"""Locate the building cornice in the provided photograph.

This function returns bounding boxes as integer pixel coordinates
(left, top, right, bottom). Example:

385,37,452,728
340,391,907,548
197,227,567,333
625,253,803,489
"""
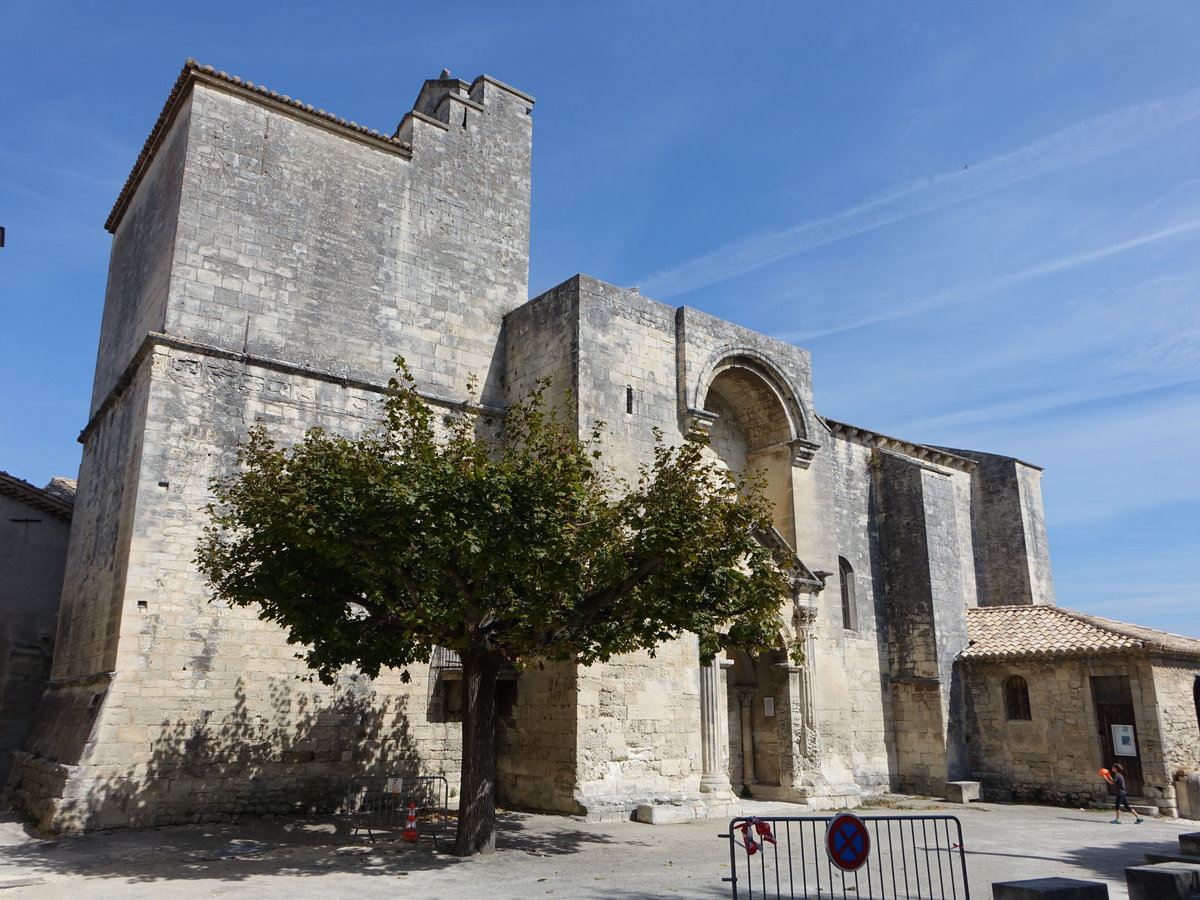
822,418,975,473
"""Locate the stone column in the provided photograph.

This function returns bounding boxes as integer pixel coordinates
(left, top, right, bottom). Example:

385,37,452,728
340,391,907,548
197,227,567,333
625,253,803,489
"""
794,602,819,759
737,688,757,790
699,658,731,793
773,663,803,789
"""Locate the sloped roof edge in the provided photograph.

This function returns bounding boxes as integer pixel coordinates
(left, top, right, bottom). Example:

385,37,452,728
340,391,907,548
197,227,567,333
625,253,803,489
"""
962,604,1200,662
0,471,75,521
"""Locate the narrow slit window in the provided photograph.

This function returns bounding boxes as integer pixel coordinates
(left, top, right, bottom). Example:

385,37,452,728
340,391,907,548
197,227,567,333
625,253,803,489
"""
839,556,856,631
626,385,634,415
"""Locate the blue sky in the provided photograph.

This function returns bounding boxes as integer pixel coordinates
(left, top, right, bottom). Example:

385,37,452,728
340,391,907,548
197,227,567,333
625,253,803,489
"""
2,2,1197,637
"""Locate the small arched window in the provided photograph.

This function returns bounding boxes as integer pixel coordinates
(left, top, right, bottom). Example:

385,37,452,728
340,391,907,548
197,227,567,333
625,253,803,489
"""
839,557,856,631
1004,675,1032,721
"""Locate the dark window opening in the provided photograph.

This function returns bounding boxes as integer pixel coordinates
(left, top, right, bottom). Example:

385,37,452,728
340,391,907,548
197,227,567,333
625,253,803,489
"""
1193,675,1200,734
838,557,856,631
497,680,518,718
444,679,463,715
1004,675,1032,720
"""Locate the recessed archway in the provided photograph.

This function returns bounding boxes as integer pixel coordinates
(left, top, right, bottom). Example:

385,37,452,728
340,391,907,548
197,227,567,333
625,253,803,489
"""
702,359,798,545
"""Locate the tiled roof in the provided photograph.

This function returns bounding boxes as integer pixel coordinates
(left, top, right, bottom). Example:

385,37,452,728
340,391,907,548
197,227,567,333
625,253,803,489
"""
0,471,75,521
962,605,1200,661
106,59,414,234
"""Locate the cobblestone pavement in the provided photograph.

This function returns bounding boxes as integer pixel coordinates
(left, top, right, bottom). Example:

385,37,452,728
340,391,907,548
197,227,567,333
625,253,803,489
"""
0,797,1194,898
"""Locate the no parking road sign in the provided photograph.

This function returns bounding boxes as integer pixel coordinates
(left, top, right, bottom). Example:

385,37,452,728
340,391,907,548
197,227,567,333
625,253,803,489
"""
825,812,871,872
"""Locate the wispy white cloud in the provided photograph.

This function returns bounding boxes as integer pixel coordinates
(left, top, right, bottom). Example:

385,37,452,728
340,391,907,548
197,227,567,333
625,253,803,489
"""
775,218,1200,344
925,391,1200,527
639,85,1200,300
1073,579,1200,640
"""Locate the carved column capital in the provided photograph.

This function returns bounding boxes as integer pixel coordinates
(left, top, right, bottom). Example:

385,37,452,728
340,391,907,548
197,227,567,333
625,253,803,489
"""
684,408,719,442
789,438,821,469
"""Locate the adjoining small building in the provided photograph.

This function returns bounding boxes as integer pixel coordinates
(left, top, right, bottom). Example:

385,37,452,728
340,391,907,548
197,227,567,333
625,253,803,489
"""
0,472,75,784
961,605,1200,816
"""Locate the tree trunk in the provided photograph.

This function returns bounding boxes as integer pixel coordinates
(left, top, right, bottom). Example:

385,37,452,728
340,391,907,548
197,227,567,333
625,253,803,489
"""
454,649,501,856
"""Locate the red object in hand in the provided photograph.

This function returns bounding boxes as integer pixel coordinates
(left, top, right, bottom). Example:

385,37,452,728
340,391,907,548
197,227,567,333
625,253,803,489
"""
1099,768,1113,783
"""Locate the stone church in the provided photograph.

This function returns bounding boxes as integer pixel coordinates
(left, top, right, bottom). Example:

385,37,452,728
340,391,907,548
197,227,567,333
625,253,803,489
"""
10,61,1200,831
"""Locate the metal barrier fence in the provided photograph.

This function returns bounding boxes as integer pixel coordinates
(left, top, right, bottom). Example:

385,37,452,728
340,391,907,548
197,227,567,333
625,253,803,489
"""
722,814,970,899
344,774,452,848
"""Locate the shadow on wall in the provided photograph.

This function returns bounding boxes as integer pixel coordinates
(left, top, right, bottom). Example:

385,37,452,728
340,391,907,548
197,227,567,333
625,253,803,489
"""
12,675,427,832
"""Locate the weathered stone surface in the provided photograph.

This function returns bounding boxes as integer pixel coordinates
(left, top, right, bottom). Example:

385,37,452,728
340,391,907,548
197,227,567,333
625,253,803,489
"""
945,781,980,803
0,474,72,786
992,877,1109,898
635,801,695,825
1124,862,1200,899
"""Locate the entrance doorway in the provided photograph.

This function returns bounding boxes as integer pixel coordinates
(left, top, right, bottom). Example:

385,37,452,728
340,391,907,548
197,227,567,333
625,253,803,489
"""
1091,675,1143,796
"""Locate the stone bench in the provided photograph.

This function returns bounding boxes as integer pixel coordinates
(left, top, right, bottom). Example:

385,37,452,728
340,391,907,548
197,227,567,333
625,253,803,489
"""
945,780,980,803
1181,832,1200,857
1124,861,1200,899
992,876,1109,898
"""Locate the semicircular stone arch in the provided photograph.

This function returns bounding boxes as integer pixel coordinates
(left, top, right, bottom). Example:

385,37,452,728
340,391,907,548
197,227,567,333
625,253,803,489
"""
699,353,809,547
691,349,808,443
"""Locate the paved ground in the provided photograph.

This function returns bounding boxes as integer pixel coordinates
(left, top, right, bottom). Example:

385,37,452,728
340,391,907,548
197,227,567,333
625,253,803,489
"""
0,796,1194,898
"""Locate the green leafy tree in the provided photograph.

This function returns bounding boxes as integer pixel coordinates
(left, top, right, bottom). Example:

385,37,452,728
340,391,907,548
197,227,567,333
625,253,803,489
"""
197,361,793,856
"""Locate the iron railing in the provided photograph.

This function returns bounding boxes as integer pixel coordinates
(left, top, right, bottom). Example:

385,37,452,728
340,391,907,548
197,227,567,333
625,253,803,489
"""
722,814,970,899
344,774,452,848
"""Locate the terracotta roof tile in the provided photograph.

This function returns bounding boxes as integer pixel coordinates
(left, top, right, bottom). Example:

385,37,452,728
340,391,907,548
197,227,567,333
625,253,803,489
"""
963,605,1200,661
0,471,75,520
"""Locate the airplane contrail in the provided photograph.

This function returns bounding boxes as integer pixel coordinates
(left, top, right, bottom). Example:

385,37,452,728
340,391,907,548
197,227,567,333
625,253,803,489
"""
639,85,1200,300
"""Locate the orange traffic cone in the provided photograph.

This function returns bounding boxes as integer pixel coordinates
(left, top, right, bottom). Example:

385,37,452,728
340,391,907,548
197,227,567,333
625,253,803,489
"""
402,801,419,842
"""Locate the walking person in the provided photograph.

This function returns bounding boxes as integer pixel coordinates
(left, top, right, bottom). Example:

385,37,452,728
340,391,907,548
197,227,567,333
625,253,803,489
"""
1109,763,1143,824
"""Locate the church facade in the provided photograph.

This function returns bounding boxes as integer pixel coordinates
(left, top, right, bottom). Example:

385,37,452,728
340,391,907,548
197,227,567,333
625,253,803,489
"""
10,62,1198,831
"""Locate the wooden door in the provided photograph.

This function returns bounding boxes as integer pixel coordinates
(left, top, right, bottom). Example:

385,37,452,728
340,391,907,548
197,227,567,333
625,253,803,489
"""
1095,700,1143,796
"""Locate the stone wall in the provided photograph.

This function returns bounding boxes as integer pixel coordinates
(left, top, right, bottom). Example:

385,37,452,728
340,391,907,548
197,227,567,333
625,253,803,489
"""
495,663,579,814
877,452,975,794
90,96,188,413
0,479,72,784
13,347,465,831
1149,660,1200,795
948,450,1055,607
811,432,892,794
164,74,531,409
573,640,702,819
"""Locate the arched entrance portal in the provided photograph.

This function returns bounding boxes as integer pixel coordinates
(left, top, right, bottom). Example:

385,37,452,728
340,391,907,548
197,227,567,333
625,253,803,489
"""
694,357,822,801
727,647,787,794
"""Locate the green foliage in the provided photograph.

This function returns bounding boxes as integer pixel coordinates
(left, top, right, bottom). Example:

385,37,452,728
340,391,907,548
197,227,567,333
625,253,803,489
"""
197,359,793,682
